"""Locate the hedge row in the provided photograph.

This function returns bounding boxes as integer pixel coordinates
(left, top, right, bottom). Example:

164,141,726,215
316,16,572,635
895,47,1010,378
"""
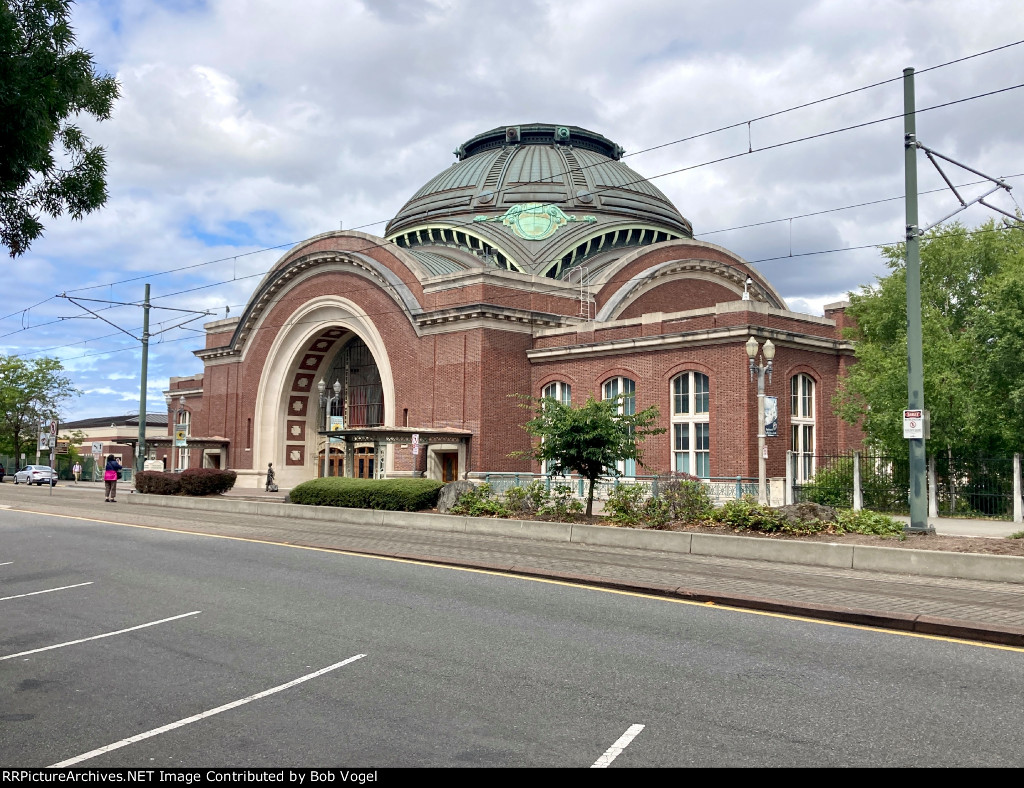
135,468,238,496
289,477,443,511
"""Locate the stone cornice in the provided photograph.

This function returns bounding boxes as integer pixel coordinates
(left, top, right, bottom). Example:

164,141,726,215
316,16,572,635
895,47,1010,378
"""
527,325,855,362
417,304,579,335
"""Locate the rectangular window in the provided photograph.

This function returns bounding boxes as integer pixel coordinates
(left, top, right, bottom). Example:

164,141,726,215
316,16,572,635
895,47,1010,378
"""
674,375,689,415
695,374,709,414
695,423,710,478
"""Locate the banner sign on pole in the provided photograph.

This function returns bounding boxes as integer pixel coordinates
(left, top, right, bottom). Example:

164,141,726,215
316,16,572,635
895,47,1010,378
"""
764,396,778,438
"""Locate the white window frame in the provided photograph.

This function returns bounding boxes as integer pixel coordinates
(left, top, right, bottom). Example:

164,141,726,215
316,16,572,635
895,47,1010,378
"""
670,371,710,478
791,373,815,483
602,376,636,477
542,381,571,405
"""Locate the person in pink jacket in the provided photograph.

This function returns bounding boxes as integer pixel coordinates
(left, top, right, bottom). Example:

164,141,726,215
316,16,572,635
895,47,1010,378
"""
103,454,122,502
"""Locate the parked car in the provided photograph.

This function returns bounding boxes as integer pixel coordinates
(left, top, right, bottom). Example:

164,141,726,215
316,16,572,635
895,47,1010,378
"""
14,465,57,486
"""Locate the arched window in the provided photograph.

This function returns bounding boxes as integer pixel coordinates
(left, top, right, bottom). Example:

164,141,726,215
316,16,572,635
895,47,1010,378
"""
602,376,636,477
542,381,571,405
791,373,815,482
671,371,710,478
540,381,571,475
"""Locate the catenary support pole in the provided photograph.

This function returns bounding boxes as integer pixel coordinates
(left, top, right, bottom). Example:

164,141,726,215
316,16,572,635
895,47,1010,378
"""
903,68,932,534
137,284,151,473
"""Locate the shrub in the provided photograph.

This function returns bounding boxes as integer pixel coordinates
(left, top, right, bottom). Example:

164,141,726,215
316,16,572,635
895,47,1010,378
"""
659,477,714,523
134,471,182,495
835,509,904,538
801,460,854,508
1010,531,1024,540
535,483,583,520
603,483,649,526
289,477,443,511
503,480,548,515
179,468,237,496
449,482,510,517
713,496,786,532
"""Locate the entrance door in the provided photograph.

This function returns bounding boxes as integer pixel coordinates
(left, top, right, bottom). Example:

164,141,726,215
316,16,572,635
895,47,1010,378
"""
317,448,344,477
355,446,375,479
440,452,458,483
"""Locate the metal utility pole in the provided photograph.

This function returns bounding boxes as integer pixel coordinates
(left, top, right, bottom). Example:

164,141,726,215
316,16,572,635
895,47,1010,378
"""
903,68,932,534
137,284,151,472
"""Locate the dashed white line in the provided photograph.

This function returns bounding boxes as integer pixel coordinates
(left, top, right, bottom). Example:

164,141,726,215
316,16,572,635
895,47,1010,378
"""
0,581,93,601
591,723,645,768
50,654,367,767
0,560,12,565
0,610,202,661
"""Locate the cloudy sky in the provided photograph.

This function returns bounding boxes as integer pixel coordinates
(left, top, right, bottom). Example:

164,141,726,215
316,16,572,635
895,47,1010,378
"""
4,0,1023,421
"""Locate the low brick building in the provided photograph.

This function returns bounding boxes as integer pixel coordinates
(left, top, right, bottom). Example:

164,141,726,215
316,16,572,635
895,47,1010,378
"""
164,124,858,490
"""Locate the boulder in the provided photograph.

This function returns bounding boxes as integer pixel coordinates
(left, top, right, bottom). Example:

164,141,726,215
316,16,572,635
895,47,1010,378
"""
438,480,476,514
774,501,839,525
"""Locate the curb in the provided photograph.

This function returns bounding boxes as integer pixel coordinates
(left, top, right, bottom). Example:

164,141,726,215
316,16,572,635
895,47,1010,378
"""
126,494,1024,585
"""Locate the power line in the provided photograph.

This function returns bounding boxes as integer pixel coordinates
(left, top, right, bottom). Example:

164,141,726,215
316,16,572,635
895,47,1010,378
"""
30,39,1021,305
13,221,1020,362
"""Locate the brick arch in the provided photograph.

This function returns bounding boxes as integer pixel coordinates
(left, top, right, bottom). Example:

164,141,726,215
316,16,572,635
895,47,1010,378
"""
253,296,396,490
536,372,580,398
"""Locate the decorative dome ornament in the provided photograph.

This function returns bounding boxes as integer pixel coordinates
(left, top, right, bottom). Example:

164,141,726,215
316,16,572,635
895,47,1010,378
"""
473,203,597,241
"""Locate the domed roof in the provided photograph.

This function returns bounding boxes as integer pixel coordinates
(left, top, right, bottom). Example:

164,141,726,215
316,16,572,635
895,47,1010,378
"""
386,124,693,279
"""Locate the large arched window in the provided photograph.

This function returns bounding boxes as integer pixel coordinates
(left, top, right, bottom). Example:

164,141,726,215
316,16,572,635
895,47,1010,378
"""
671,371,710,478
791,373,815,482
542,381,571,405
602,376,636,476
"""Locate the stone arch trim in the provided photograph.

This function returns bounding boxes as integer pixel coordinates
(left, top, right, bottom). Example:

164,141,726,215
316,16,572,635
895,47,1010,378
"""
662,359,716,386
253,296,397,490
230,250,425,357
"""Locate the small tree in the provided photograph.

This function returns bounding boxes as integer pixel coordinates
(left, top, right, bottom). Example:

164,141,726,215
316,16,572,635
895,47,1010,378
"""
511,394,665,517
0,354,78,464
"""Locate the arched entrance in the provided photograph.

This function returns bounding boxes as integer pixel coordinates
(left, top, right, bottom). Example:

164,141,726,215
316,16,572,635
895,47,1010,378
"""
252,297,395,490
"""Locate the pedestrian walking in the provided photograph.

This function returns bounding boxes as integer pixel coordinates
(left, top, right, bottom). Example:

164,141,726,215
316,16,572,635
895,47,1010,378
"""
103,454,122,502
72,461,82,484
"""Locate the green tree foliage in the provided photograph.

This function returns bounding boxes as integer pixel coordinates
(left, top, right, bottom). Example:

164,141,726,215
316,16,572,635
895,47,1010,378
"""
512,394,665,516
835,220,1024,457
0,0,120,256
0,354,78,463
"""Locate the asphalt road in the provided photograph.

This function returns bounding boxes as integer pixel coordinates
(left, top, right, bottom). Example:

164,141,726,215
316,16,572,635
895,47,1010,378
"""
2,507,1023,768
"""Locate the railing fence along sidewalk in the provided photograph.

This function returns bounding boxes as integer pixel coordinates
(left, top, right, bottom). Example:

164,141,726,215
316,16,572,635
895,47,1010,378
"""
792,451,1023,523
482,472,758,505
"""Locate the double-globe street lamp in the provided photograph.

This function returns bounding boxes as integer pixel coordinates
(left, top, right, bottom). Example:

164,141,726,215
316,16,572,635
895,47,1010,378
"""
745,336,775,505
318,378,342,478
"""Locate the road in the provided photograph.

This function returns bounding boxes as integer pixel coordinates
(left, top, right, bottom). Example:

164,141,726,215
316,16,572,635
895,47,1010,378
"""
2,506,1023,768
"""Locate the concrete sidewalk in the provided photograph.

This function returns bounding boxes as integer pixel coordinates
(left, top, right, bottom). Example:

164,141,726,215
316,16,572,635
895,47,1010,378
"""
2,482,1022,647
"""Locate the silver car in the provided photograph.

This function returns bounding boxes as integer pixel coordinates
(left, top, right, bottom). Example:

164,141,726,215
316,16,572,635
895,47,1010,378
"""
14,465,57,486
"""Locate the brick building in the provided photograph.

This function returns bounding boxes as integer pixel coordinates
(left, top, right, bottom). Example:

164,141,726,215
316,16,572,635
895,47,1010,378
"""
164,124,858,490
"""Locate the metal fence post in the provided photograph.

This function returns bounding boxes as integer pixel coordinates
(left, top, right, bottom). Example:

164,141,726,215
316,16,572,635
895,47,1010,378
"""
853,451,863,511
785,450,794,505
735,476,741,500
1015,453,1022,524
928,455,938,518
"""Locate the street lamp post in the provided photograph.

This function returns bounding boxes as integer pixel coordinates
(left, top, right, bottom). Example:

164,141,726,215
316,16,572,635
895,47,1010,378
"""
318,378,342,478
746,336,775,505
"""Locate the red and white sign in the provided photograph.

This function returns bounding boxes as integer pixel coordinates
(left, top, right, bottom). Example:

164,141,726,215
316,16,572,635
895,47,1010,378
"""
903,409,928,439
411,433,419,456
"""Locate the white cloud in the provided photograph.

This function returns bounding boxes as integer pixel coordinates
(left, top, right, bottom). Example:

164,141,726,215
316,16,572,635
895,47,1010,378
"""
7,0,1024,419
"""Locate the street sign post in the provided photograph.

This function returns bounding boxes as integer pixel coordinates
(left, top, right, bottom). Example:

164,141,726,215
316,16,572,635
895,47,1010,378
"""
411,433,419,456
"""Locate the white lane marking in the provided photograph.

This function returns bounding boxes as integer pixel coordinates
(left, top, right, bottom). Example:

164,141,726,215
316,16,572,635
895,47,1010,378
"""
1,581,93,601
0,611,201,661
0,560,13,565
51,654,367,767
591,723,645,768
